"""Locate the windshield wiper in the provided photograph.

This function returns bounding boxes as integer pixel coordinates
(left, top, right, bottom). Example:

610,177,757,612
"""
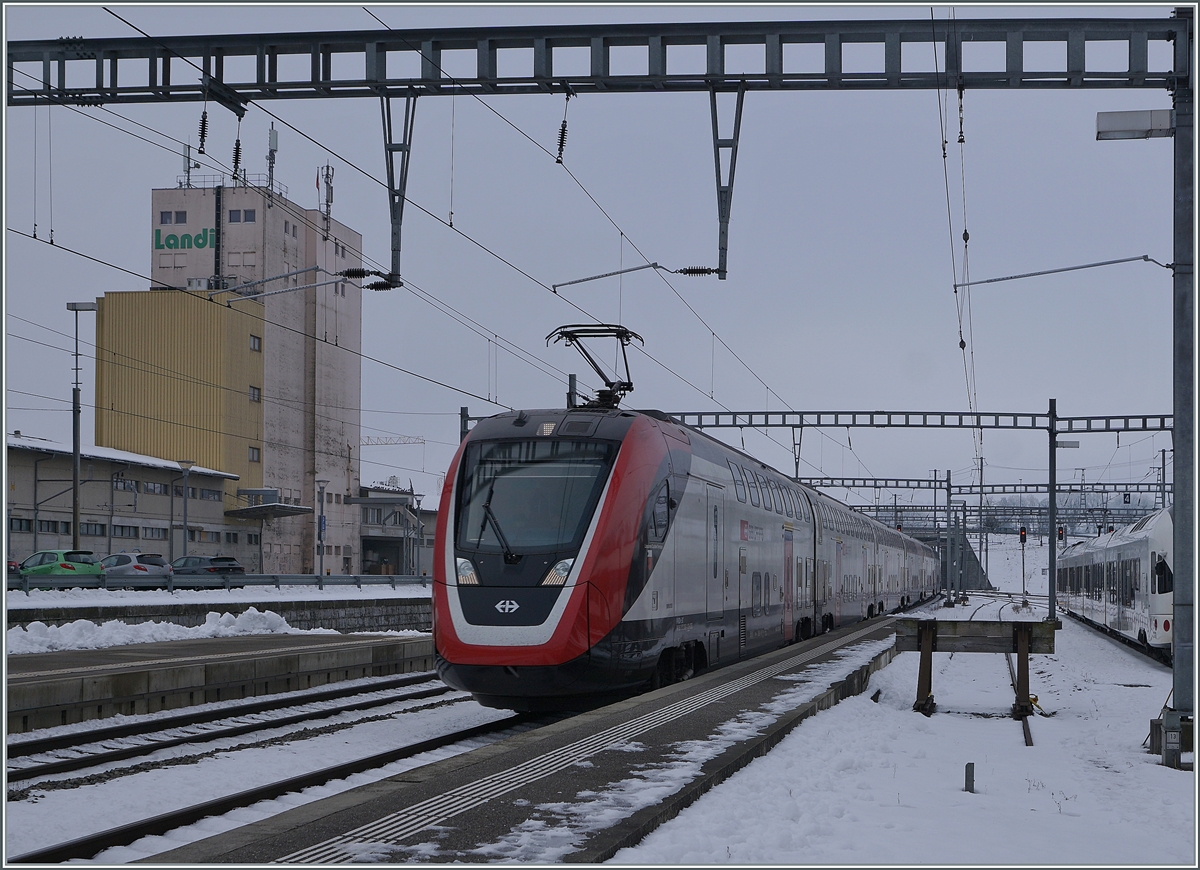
476,476,520,564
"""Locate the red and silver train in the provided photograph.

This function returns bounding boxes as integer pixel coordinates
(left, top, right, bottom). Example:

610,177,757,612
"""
433,407,941,710
1056,507,1174,655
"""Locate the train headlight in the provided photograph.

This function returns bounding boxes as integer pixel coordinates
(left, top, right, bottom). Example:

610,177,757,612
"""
541,558,574,586
456,558,480,585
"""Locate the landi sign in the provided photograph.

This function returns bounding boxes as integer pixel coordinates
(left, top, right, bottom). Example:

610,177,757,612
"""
154,228,216,249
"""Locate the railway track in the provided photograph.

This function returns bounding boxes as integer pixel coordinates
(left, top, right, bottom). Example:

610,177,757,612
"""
9,712,552,864
7,672,455,783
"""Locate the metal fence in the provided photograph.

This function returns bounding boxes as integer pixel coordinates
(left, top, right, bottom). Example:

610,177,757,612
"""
5,573,432,594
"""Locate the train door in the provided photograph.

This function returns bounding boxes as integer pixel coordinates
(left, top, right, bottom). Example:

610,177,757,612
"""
734,546,746,653
783,528,794,642
706,484,724,622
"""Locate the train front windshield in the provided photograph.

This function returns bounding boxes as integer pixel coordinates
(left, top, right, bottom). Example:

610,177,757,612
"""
456,439,616,554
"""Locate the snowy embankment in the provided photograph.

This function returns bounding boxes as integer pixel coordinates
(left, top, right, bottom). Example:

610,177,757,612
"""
6,582,431,608
6,607,343,655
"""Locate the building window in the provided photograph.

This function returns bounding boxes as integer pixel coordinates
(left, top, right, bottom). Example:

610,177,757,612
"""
249,385,261,403
160,211,173,224
9,517,32,532
225,532,239,544
143,527,169,540
229,209,242,223
292,223,298,238
143,481,168,495
326,492,333,504
113,478,139,492
175,211,187,224
364,507,383,524
173,485,197,498
335,545,341,555
80,522,106,536
112,524,139,539
199,488,222,501
335,493,342,504
248,445,261,463
243,209,256,223
247,533,261,545
284,220,290,235
250,334,262,352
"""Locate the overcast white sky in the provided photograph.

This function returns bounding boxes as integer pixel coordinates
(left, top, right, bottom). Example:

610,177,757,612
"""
2,3,1179,506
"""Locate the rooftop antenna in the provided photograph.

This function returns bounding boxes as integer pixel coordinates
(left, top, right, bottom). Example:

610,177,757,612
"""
547,324,643,409
322,162,335,239
182,142,199,188
266,123,278,207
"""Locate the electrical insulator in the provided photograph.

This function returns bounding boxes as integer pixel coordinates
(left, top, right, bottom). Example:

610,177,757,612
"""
556,120,568,164
1019,526,1027,545
232,138,242,176
197,110,209,155
676,266,719,276
341,268,371,279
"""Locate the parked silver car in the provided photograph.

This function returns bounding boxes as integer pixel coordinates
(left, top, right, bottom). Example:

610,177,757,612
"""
100,552,173,586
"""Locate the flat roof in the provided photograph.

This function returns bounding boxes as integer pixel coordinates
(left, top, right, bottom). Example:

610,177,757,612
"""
6,433,238,480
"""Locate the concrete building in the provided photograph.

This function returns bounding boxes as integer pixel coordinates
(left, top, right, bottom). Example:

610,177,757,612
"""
6,432,244,566
353,484,437,577
92,173,364,573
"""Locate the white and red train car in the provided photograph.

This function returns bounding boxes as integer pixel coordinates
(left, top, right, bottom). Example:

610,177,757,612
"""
433,407,940,710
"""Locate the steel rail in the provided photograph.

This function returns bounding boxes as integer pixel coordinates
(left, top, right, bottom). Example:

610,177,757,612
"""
7,671,439,757
7,684,455,783
8,714,536,864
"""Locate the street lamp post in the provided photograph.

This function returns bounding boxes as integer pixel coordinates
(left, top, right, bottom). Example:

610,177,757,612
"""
178,461,194,556
414,494,423,578
66,301,97,550
316,479,329,575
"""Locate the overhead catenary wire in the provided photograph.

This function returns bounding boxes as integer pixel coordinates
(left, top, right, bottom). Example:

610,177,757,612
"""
5,318,461,447
70,10,866,479
354,6,856,471
8,70,601,399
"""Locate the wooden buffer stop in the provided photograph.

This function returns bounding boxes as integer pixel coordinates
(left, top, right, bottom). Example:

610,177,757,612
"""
894,619,1060,719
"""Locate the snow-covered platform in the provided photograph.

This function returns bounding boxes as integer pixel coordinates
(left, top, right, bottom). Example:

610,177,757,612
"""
143,618,900,863
7,633,434,733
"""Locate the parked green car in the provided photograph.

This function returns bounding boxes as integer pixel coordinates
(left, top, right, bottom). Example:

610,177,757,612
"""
17,550,105,582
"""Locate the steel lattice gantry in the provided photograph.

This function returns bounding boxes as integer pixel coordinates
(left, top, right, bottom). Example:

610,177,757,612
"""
5,14,1192,280
795,478,1171,496
8,11,1193,759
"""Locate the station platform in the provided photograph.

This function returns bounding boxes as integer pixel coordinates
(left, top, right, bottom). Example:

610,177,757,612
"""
6,633,434,733
144,619,898,864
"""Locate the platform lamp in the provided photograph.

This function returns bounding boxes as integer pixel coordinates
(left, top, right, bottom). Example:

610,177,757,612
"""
66,301,97,550
178,460,195,556
316,479,330,576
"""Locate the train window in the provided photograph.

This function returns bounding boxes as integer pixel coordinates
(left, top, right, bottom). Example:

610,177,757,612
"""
1155,557,1173,594
728,461,747,503
795,490,809,522
757,474,773,512
649,482,670,542
745,468,761,507
781,486,794,518
767,479,783,514
752,572,762,616
456,438,616,554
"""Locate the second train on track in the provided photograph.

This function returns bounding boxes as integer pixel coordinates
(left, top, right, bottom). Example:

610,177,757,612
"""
434,406,940,710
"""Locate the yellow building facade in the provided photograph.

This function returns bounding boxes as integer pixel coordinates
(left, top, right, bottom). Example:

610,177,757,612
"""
94,288,265,501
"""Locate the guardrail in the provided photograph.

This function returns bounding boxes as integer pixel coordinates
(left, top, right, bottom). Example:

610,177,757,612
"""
5,573,433,594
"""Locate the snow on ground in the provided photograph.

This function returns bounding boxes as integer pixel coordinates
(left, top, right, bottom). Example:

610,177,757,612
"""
5,689,514,861
611,534,1195,865
6,607,349,655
